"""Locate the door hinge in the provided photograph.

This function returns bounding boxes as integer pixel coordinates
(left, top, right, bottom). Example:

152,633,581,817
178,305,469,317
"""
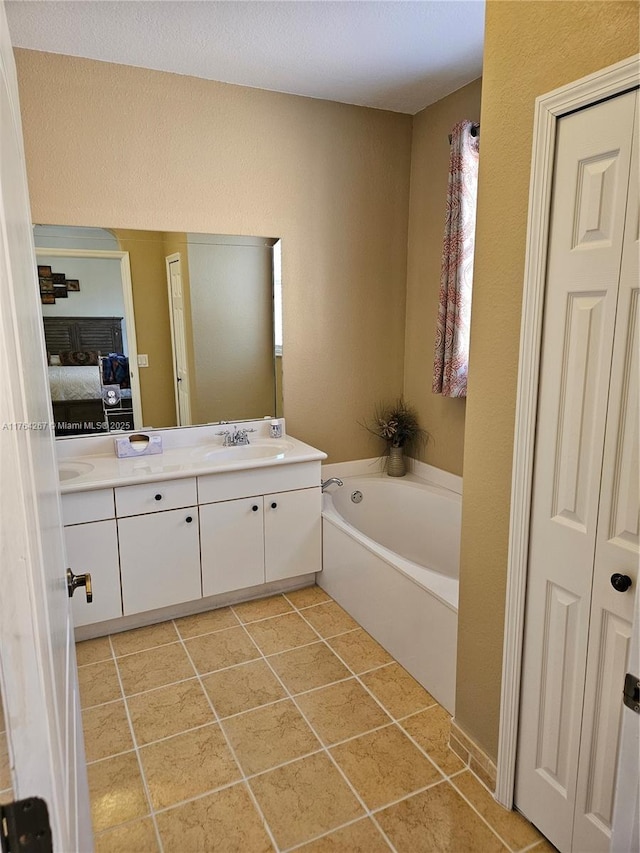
0,798,52,853
623,672,640,714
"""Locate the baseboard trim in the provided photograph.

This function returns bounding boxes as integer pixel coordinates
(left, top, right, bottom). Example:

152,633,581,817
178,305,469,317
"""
75,574,316,641
450,720,497,792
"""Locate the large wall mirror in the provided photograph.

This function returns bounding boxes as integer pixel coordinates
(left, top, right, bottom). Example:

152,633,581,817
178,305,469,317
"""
34,226,284,437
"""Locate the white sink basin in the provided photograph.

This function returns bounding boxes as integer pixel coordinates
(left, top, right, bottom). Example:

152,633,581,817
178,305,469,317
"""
58,461,95,481
192,439,295,462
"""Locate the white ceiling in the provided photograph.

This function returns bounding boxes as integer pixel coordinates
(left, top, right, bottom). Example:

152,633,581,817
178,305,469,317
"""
5,0,485,115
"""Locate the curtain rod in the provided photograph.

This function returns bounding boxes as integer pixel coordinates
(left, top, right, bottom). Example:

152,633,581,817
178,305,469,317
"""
448,124,480,144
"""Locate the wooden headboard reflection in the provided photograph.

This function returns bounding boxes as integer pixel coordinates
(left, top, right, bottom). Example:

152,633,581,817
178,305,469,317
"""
43,316,123,356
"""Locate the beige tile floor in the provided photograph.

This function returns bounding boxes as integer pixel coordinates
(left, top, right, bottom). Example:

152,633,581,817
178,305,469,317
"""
0,693,13,806
77,586,553,853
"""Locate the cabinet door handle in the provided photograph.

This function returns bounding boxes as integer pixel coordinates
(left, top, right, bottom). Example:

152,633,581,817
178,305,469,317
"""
271,502,277,509
252,505,259,512
154,493,163,501
185,516,193,523
611,573,632,592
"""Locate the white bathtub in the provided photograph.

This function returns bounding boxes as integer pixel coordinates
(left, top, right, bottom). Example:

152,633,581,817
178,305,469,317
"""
320,473,461,713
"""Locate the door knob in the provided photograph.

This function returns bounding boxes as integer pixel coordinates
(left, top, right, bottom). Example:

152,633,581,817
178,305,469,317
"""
610,573,632,592
66,568,93,603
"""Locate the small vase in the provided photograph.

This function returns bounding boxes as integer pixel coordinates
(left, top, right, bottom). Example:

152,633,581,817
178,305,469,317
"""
387,445,406,477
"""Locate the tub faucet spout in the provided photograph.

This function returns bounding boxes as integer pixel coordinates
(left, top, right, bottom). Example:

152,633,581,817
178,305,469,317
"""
321,478,344,492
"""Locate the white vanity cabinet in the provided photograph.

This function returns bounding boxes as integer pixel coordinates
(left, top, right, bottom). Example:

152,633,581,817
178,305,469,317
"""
264,488,322,582
198,463,322,596
115,478,201,616
118,508,201,615
61,488,122,627
200,497,265,596
60,443,324,631
65,520,121,627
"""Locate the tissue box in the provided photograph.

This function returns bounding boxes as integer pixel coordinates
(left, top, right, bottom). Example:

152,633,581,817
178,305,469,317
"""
114,434,163,458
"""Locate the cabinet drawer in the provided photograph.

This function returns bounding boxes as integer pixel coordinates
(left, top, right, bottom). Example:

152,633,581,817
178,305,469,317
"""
198,461,320,504
115,478,197,517
62,489,115,525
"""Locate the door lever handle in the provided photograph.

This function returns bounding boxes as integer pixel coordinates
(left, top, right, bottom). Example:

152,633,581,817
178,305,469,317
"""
66,568,93,603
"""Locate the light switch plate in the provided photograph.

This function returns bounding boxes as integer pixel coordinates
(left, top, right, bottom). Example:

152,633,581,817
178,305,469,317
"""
137,354,149,367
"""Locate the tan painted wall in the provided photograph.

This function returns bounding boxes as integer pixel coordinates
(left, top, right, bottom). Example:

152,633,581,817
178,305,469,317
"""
112,229,177,428
456,0,639,759
15,50,412,460
404,78,482,476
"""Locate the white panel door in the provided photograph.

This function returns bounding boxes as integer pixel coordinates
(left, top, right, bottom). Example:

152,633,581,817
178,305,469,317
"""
610,583,640,852
264,488,322,581
0,4,91,847
200,497,265,596
515,90,637,852
573,93,639,853
166,254,192,425
119,508,201,615
65,521,122,627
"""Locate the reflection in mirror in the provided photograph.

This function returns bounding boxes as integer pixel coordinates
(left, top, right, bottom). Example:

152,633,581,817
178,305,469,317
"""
34,226,284,437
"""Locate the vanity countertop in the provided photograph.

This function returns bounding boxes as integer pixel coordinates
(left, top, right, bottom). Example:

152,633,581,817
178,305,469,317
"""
57,423,327,494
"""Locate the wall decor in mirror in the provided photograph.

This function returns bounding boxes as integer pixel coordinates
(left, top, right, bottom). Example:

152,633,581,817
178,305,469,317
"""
34,226,284,437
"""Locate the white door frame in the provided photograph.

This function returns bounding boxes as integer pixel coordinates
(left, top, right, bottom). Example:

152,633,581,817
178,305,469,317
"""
35,247,143,431
165,251,192,425
0,1,91,844
496,53,640,808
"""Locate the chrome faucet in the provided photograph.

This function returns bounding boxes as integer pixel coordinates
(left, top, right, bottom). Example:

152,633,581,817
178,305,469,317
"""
321,478,344,492
233,428,253,446
216,426,256,446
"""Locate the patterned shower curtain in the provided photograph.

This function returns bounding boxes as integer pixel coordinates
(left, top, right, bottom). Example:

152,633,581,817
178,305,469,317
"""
432,120,479,397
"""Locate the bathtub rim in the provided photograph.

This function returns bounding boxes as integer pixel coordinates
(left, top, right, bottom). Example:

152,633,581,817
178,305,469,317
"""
322,474,459,613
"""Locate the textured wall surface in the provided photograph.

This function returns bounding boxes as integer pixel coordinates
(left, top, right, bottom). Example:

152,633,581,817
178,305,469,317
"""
15,49,412,461
111,229,177,428
404,78,482,477
456,0,639,758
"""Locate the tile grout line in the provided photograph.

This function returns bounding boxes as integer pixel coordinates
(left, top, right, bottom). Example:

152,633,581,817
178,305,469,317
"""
452,767,543,853
88,714,452,806
290,597,523,842
106,634,165,853
281,814,386,853
232,608,398,852
290,601,518,853
446,774,523,852
292,600,521,851
80,594,530,851
91,812,158,844
292,604,445,773
517,841,549,853
79,651,395,711
170,619,282,853
289,603,451,851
